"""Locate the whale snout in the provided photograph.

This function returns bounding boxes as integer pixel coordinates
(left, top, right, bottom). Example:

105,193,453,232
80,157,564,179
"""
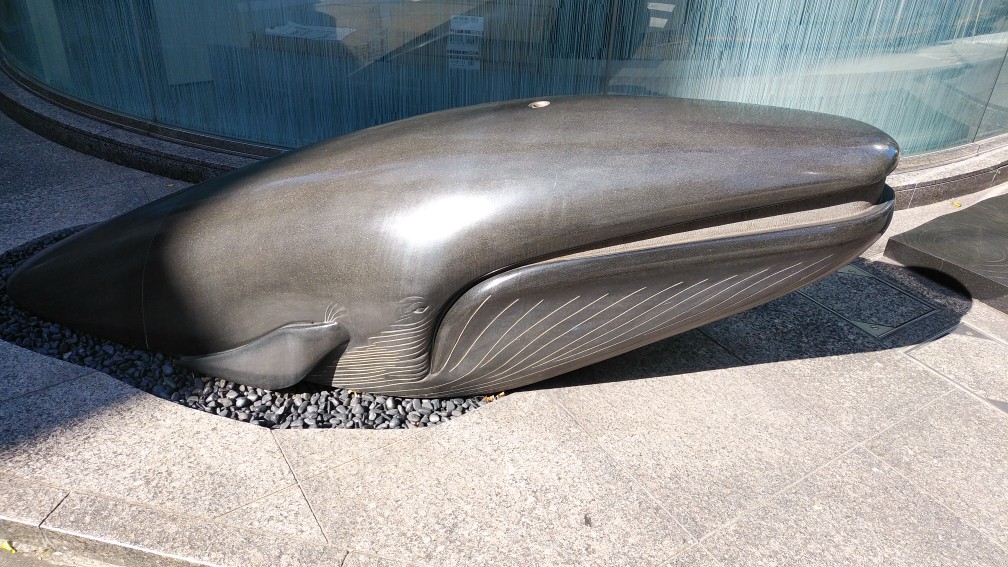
7,205,167,349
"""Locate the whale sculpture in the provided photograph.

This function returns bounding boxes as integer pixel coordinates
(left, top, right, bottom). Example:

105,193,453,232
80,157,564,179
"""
8,96,898,397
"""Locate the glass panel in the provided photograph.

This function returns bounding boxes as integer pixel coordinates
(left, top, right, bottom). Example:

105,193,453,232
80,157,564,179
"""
1,0,154,120
613,0,1008,155
976,45,1008,141
4,0,1008,153
143,0,628,148
0,0,44,78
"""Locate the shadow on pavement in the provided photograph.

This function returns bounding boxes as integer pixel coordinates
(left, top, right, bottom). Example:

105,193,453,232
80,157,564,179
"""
532,256,973,391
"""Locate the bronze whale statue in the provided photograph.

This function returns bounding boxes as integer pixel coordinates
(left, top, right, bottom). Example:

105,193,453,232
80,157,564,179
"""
8,96,899,397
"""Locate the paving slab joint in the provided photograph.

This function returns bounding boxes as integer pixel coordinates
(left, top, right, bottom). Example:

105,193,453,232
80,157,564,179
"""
860,439,1008,558
542,390,699,540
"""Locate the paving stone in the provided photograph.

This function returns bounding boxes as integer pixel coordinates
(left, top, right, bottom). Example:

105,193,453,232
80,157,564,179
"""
856,259,970,348
865,258,973,317
893,188,914,210
0,178,149,251
799,268,935,329
42,492,346,567
665,545,723,566
827,260,966,349
909,324,1008,408
748,350,952,440
0,137,146,200
216,484,326,542
301,391,692,566
0,112,48,151
552,366,854,537
0,545,61,565
342,552,403,567
137,175,192,202
0,372,295,519
0,340,91,401
866,392,1008,549
959,300,1008,345
272,427,422,483
0,472,67,547
700,292,884,364
704,448,1008,566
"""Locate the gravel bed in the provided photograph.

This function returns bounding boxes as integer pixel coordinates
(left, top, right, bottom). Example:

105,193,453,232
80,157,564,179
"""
0,227,494,429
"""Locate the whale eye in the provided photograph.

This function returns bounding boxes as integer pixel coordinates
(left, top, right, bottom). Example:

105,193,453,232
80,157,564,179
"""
528,101,550,109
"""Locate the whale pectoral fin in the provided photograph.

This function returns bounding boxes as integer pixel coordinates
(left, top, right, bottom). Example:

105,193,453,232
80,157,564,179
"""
177,322,350,390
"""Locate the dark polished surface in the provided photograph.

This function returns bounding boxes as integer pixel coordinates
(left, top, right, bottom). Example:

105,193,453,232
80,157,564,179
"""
8,96,899,395
885,194,1008,313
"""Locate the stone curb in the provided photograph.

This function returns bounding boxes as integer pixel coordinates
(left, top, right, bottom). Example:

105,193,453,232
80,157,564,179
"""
0,61,262,184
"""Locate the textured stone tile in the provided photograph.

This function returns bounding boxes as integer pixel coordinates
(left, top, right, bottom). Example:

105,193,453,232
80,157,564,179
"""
866,258,972,317
960,300,1008,343
705,449,1008,566
0,340,91,401
700,292,884,364
0,472,67,546
866,392,1008,549
749,351,952,440
0,372,295,519
908,154,998,184
112,172,191,203
136,175,192,202
911,173,997,208
272,427,422,483
854,259,968,348
342,552,404,567
880,306,964,349
42,492,346,567
666,545,723,566
0,139,146,199
909,325,1008,407
0,178,149,251
302,391,692,566
552,366,854,537
799,267,935,329
0,112,48,150
0,545,61,565
216,484,326,543
893,187,914,210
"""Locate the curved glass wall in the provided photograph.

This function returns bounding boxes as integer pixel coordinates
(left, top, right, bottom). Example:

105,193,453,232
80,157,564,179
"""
1,0,1008,154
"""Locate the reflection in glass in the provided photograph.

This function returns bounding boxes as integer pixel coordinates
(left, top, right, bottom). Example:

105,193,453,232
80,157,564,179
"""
0,0,1007,154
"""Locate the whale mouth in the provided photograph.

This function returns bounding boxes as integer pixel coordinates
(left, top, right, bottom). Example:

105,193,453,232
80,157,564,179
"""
533,182,890,265
177,321,350,390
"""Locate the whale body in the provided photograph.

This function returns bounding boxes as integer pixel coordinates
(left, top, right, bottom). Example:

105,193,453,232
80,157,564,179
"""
8,96,898,396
